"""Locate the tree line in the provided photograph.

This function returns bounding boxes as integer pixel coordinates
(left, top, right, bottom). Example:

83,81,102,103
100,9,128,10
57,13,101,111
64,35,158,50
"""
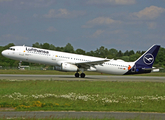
0,42,165,68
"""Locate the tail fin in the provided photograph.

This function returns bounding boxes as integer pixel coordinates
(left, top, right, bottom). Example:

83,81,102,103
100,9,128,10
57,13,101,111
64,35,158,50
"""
135,44,160,68
125,44,160,75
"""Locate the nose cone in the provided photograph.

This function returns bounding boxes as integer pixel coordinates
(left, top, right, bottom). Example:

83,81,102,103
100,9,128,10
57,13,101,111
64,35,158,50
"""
1,50,8,57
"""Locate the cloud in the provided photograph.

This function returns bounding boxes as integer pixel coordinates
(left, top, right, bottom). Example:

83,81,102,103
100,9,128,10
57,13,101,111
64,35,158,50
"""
44,9,86,18
131,6,165,20
90,30,105,38
46,26,57,32
86,0,136,6
82,17,121,28
146,22,157,29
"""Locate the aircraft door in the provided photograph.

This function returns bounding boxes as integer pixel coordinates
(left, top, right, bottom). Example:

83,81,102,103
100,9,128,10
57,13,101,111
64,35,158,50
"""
19,47,25,56
18,46,28,61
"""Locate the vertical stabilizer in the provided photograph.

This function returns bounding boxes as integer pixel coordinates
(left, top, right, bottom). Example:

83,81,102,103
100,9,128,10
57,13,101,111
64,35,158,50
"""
125,44,160,75
135,44,160,68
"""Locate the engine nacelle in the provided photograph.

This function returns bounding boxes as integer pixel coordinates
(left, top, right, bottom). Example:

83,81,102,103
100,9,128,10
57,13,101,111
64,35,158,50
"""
87,66,97,72
54,63,78,72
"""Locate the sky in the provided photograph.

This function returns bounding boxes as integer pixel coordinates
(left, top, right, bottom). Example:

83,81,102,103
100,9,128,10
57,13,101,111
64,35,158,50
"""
0,0,165,52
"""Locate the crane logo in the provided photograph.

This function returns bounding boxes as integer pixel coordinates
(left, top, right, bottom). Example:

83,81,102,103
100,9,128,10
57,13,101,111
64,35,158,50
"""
143,53,154,65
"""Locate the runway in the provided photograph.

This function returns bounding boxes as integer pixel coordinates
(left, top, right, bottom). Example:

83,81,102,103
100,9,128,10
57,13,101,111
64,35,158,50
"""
0,74,165,119
0,74,165,82
0,111,165,119
0,111,165,120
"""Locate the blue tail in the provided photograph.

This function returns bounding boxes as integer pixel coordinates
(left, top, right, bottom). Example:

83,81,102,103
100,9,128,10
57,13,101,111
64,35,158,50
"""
125,44,160,75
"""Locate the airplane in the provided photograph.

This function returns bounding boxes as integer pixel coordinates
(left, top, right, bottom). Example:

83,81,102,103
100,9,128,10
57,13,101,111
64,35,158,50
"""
1,44,160,78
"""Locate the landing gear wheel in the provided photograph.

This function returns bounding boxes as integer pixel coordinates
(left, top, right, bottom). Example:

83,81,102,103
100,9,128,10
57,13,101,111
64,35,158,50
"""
75,73,79,77
80,73,85,78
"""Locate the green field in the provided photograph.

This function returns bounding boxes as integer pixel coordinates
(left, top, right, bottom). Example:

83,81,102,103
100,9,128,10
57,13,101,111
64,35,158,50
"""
0,79,165,112
0,69,165,114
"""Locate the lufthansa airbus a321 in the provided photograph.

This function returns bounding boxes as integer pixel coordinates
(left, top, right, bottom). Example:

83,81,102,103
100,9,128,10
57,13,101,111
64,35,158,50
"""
1,44,160,78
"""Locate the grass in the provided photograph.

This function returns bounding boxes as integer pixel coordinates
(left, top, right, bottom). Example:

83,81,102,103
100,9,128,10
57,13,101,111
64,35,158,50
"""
0,80,165,112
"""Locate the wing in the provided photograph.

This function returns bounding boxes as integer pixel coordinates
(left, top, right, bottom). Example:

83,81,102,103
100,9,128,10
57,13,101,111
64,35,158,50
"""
69,58,110,69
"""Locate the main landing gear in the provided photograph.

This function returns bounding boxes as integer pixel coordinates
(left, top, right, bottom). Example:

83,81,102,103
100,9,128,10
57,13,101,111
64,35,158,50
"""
75,72,86,78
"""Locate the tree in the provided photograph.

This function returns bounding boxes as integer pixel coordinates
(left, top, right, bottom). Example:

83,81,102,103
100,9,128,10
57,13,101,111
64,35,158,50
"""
129,53,141,62
136,51,141,54
94,46,109,58
128,50,135,56
75,49,86,55
49,44,56,50
42,43,50,49
63,43,74,53
32,42,41,48
86,51,94,56
124,50,129,56
121,56,129,62
117,50,123,58
109,48,118,59
154,47,165,67
56,47,64,51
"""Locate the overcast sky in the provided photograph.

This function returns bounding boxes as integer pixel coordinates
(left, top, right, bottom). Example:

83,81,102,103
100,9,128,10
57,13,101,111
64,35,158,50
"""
0,0,165,52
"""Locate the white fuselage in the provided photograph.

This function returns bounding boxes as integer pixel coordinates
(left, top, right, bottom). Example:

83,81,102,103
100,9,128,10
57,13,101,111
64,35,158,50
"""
2,46,135,75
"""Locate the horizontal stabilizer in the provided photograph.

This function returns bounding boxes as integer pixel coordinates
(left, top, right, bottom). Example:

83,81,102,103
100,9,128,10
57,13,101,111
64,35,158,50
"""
142,67,160,72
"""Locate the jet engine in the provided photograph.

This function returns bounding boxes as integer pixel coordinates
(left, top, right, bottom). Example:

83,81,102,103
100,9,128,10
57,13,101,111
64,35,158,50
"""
54,63,78,72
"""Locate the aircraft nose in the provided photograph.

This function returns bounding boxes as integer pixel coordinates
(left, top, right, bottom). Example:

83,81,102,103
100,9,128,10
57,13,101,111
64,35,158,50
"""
1,50,8,57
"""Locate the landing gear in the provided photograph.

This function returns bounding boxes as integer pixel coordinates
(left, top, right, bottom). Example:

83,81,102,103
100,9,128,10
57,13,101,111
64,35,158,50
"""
18,61,22,69
74,72,86,78
75,72,79,77
80,73,85,78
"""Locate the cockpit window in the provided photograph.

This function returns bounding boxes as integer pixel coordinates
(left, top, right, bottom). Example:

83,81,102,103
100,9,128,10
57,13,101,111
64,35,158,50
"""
8,48,15,51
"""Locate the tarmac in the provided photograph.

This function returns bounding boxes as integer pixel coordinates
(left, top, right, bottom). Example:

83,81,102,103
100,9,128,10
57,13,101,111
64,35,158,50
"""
0,111,165,119
0,74,165,82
